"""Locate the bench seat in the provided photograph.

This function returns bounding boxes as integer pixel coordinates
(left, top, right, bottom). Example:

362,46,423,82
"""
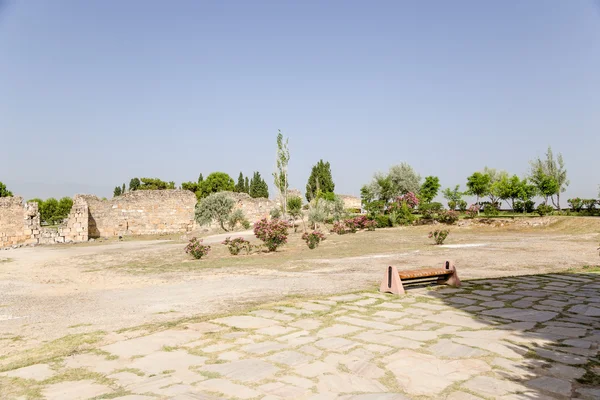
380,261,461,295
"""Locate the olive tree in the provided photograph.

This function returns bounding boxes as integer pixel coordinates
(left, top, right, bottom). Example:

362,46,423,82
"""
529,146,569,209
195,192,235,232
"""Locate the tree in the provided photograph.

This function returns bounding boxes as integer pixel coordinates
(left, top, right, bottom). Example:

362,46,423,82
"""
198,172,235,199
113,186,122,197
249,172,269,199
484,167,508,205
235,172,245,193
287,196,304,231
56,197,73,221
466,172,491,204
388,163,421,196
419,176,440,203
181,181,199,193
194,192,235,231
530,146,569,209
530,165,559,206
129,178,141,191
442,185,463,204
0,182,13,197
244,177,249,194
306,160,335,202
273,130,290,217
198,173,204,184
40,198,59,225
138,178,175,190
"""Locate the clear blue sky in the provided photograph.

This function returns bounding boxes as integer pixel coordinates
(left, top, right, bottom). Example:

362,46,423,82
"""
1,0,599,201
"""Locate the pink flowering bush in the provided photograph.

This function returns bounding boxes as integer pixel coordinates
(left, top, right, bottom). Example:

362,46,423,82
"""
185,237,211,259
350,215,368,229
438,210,459,224
344,218,359,233
331,221,348,235
302,230,326,249
466,204,480,219
364,219,377,231
222,237,252,255
429,229,449,245
253,218,290,252
396,192,419,209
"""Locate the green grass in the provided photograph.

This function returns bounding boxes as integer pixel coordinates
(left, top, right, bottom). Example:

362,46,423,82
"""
0,331,106,373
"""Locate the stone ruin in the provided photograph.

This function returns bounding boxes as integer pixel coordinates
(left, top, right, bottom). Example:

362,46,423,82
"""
0,189,362,248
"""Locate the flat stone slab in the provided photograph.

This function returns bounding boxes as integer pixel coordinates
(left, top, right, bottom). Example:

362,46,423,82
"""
101,330,200,358
196,379,260,399
266,350,314,366
42,380,112,400
201,359,279,382
462,376,527,397
317,324,363,337
0,363,55,380
569,304,600,317
428,339,487,358
258,381,311,397
316,372,387,393
526,376,571,397
384,350,490,395
338,394,410,400
127,350,207,375
212,315,279,329
481,308,557,322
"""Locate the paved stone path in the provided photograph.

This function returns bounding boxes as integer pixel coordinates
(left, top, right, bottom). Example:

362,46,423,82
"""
2,273,599,399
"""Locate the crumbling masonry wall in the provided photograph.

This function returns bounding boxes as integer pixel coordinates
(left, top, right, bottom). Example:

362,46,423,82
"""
0,197,38,247
81,190,197,238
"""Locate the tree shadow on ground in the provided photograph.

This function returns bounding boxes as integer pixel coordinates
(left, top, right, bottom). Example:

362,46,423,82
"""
418,271,600,399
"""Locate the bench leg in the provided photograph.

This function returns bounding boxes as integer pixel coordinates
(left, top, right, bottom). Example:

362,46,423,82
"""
439,261,461,287
380,265,405,295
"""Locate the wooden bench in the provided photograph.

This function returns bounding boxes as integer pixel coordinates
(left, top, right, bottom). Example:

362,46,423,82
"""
380,261,461,295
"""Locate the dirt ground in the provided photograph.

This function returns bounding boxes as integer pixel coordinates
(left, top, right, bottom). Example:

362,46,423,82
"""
1,216,599,359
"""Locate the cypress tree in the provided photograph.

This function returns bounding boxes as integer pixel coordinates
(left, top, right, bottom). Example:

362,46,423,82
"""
306,160,335,201
122,183,126,194
244,177,249,193
198,173,204,184
249,172,269,198
235,172,245,193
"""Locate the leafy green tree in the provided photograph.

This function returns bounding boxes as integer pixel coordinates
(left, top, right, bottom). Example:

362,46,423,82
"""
249,172,269,198
195,192,235,231
273,130,290,216
198,173,204,183
0,182,13,197
466,172,491,204
57,197,73,221
287,196,304,231
419,176,440,203
235,172,245,193
129,178,141,191
113,186,122,197
244,177,249,194
198,172,235,199
442,185,463,208
181,181,199,193
306,160,335,202
530,147,569,209
139,178,175,190
40,198,59,225
484,167,508,205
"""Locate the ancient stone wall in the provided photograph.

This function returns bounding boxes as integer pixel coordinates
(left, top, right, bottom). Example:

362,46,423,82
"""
339,195,361,210
0,197,38,247
228,192,279,222
82,190,197,238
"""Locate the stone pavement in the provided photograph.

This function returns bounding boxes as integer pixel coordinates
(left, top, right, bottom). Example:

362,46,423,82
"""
2,273,599,399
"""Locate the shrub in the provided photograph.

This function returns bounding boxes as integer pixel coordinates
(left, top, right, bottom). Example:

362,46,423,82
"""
228,209,250,230
419,202,444,220
582,199,597,212
568,198,584,212
429,230,449,245
438,210,459,224
514,200,535,213
375,214,391,228
253,218,290,252
364,219,377,231
270,207,282,219
396,192,419,209
483,203,500,217
350,215,368,229
388,201,415,226
536,204,554,216
222,237,252,255
302,230,326,249
331,221,348,235
447,200,457,211
457,200,468,212
465,204,480,219
344,218,359,233
185,237,211,259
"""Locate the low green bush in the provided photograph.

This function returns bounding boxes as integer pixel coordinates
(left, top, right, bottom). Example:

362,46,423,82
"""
536,204,554,216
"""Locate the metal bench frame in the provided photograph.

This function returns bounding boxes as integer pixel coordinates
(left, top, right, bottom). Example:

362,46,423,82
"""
380,261,461,295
